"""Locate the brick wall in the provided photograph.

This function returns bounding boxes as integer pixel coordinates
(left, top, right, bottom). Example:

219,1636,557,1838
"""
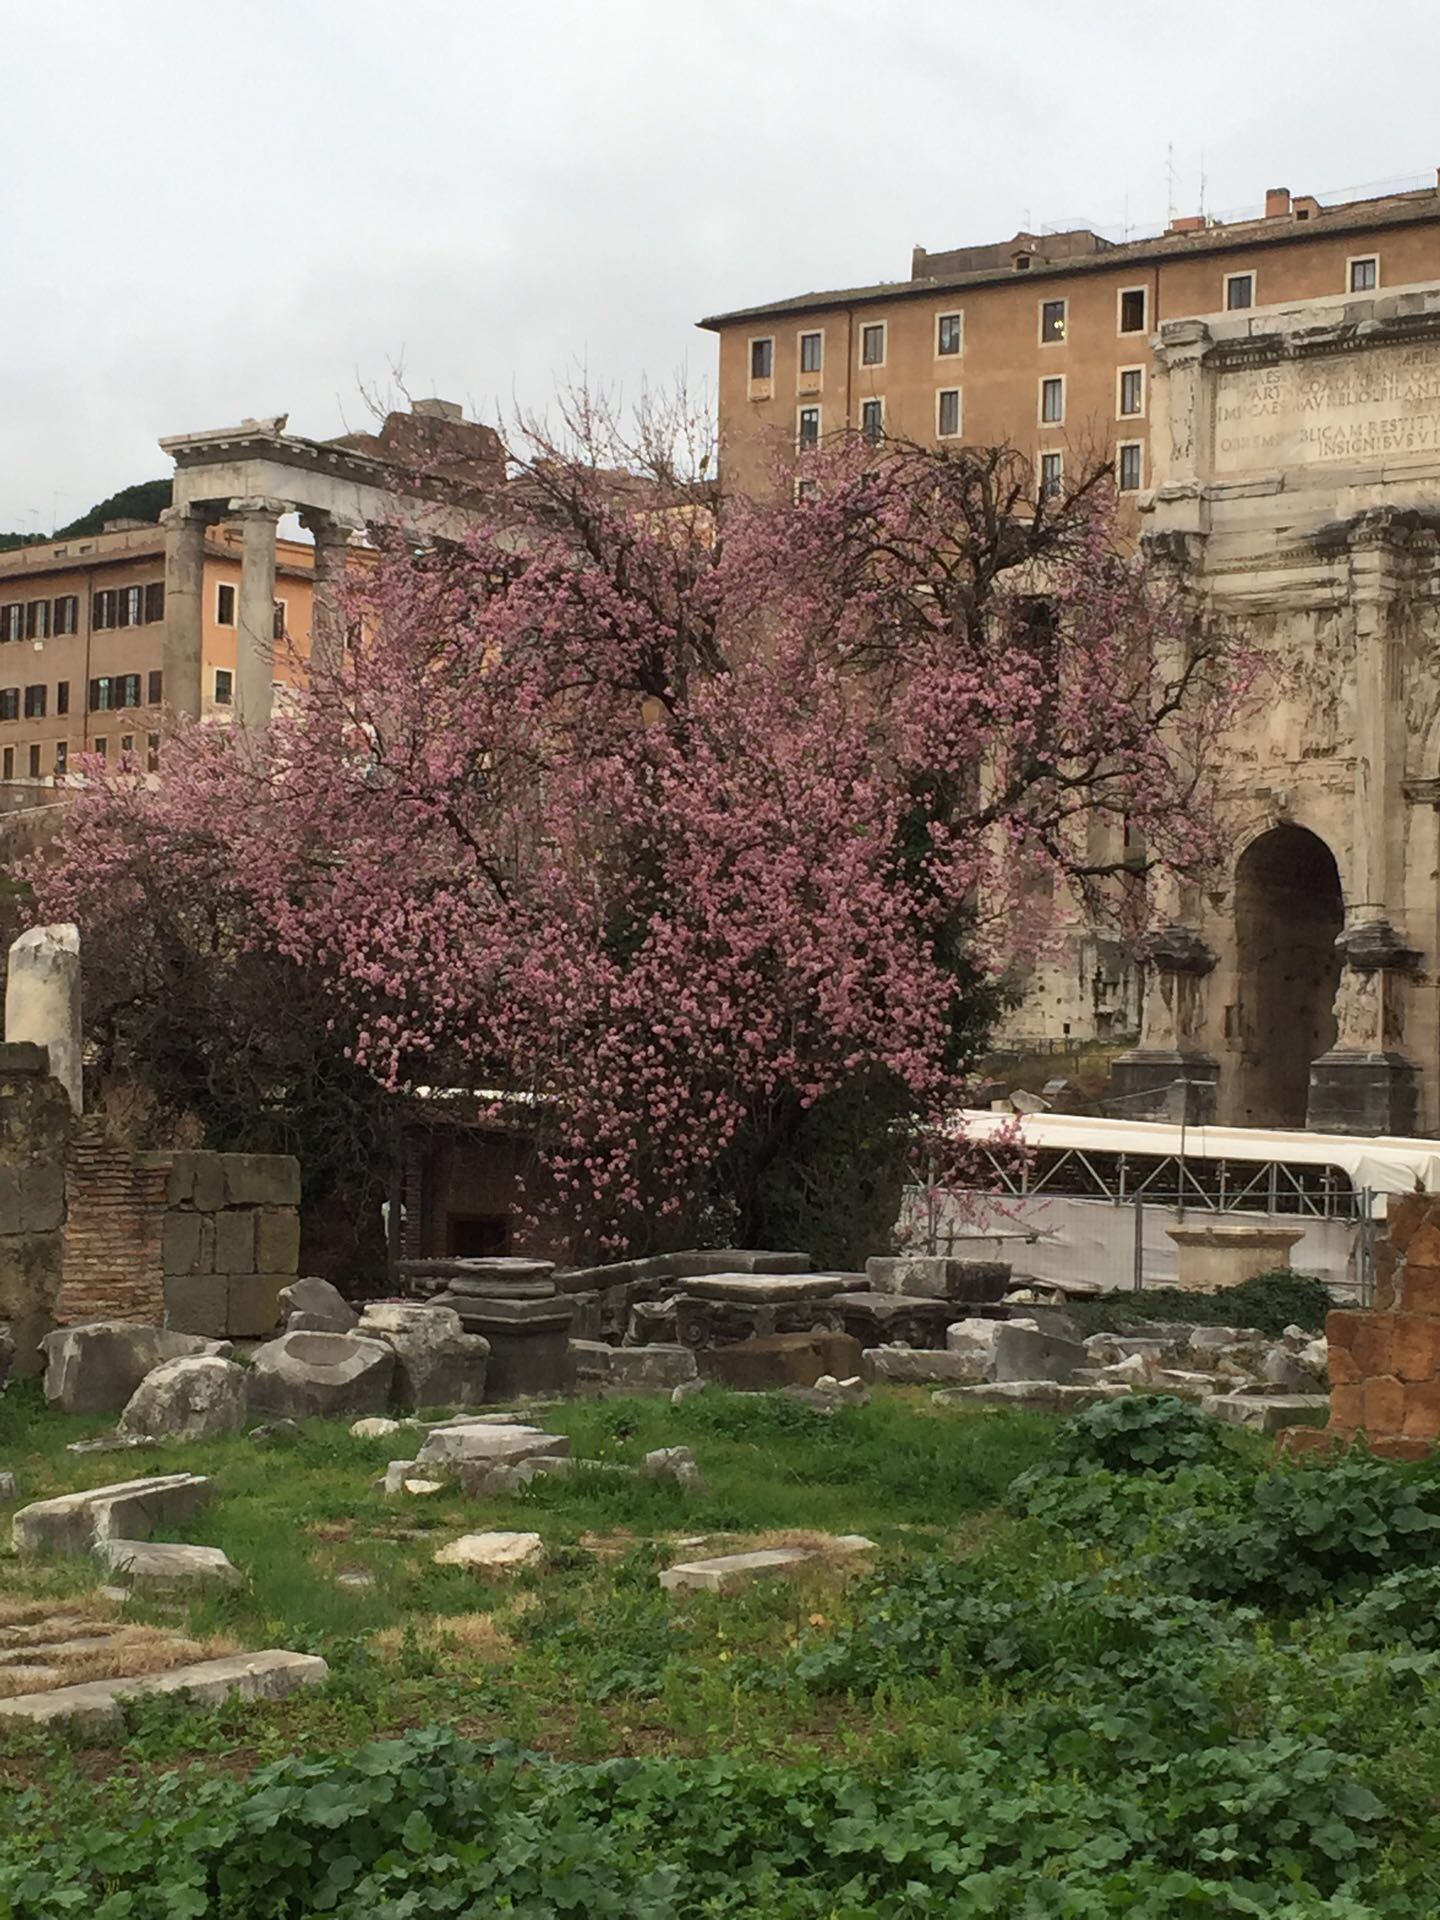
1285,1193,1440,1461
47,1140,301,1342
55,1122,166,1325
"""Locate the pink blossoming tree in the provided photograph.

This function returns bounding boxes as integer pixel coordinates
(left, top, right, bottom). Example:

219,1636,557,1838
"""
32,413,1249,1263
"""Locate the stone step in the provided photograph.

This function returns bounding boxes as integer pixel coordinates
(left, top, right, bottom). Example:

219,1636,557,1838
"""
0,1649,328,1733
12,1474,213,1557
659,1547,813,1593
1203,1392,1330,1434
96,1539,243,1589
0,1633,123,1666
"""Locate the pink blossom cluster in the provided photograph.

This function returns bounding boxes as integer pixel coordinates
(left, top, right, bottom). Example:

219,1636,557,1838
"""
33,438,1250,1251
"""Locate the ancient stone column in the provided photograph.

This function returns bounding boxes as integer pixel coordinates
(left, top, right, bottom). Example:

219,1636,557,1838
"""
1306,514,1421,1134
1109,922,1219,1122
1348,512,1409,925
4,923,82,1113
159,504,211,725
230,496,286,730
299,510,360,684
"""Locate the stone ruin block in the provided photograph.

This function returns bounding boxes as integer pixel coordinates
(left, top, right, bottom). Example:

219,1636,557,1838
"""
700,1330,864,1390
213,1209,257,1275
865,1256,1010,1303
165,1153,229,1213
831,1291,958,1351
256,1208,301,1275
163,1212,204,1278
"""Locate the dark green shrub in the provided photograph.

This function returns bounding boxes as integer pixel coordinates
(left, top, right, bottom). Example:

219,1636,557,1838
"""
1075,1268,1334,1339
1049,1392,1222,1475
1172,1451,1440,1608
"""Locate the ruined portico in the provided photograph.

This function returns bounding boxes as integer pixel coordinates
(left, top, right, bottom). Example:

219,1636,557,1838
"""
1115,282,1440,1134
159,401,503,729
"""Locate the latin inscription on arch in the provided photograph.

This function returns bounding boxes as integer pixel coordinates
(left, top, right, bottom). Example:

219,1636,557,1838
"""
1212,342,1440,477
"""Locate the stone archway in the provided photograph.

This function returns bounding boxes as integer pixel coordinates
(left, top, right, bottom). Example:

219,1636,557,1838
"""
1233,826,1345,1128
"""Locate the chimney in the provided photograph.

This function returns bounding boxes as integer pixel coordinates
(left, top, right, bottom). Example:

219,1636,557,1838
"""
1167,214,1206,234
1265,187,1292,218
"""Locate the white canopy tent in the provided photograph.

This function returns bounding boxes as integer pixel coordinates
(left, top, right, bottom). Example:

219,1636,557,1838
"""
955,1110,1440,1203
902,1112,1440,1297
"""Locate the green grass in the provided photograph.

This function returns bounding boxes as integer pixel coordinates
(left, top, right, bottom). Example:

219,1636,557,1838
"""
7,1381,1440,1913
0,1377,1055,1774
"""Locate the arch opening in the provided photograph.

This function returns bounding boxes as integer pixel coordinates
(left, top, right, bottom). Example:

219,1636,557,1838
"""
1233,825,1344,1129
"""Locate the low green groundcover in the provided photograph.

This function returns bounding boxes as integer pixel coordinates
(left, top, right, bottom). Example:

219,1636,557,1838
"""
5,1397,1440,1915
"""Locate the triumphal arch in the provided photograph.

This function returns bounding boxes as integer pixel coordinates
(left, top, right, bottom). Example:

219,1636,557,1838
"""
1113,281,1440,1136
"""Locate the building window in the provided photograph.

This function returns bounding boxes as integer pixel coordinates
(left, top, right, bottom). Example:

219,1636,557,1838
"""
56,681,69,716
799,331,823,374
1118,367,1145,417
120,584,144,627
144,581,165,623
52,595,78,635
1040,376,1065,425
860,322,885,366
0,690,16,721
216,583,236,626
1118,287,1147,333
272,599,287,641
1225,272,1255,311
54,741,67,776
1117,441,1144,491
93,737,107,760
214,668,233,706
749,336,774,381
147,731,160,772
795,478,819,505
1349,255,1378,292
93,589,117,631
1039,450,1064,500
147,669,163,706
936,311,963,356
937,388,962,438
27,744,40,779
797,406,821,451
118,672,141,708
860,397,884,444
23,685,46,719
2,604,23,643
1040,298,1066,344
120,734,135,757
1,747,11,780
25,600,50,640
89,676,113,712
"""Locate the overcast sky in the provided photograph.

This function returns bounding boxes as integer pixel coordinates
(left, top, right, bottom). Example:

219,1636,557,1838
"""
2,0,1436,530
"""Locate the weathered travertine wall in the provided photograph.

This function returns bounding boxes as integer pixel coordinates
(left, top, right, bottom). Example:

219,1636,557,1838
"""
159,1152,301,1337
0,1042,71,1371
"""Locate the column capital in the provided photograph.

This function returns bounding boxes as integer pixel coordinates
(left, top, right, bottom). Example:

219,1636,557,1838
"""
1141,922,1216,977
1336,919,1421,974
227,494,288,521
298,508,363,544
158,502,222,532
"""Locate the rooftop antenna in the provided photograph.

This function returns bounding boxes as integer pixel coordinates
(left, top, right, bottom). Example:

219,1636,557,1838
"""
1199,147,1208,222
1165,142,1176,225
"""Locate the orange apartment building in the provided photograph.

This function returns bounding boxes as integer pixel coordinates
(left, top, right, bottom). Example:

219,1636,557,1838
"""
0,519,314,782
699,180,1440,502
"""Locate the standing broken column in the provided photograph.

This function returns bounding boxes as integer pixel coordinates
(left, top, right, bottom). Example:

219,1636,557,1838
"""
231,496,286,731
5,924,82,1114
